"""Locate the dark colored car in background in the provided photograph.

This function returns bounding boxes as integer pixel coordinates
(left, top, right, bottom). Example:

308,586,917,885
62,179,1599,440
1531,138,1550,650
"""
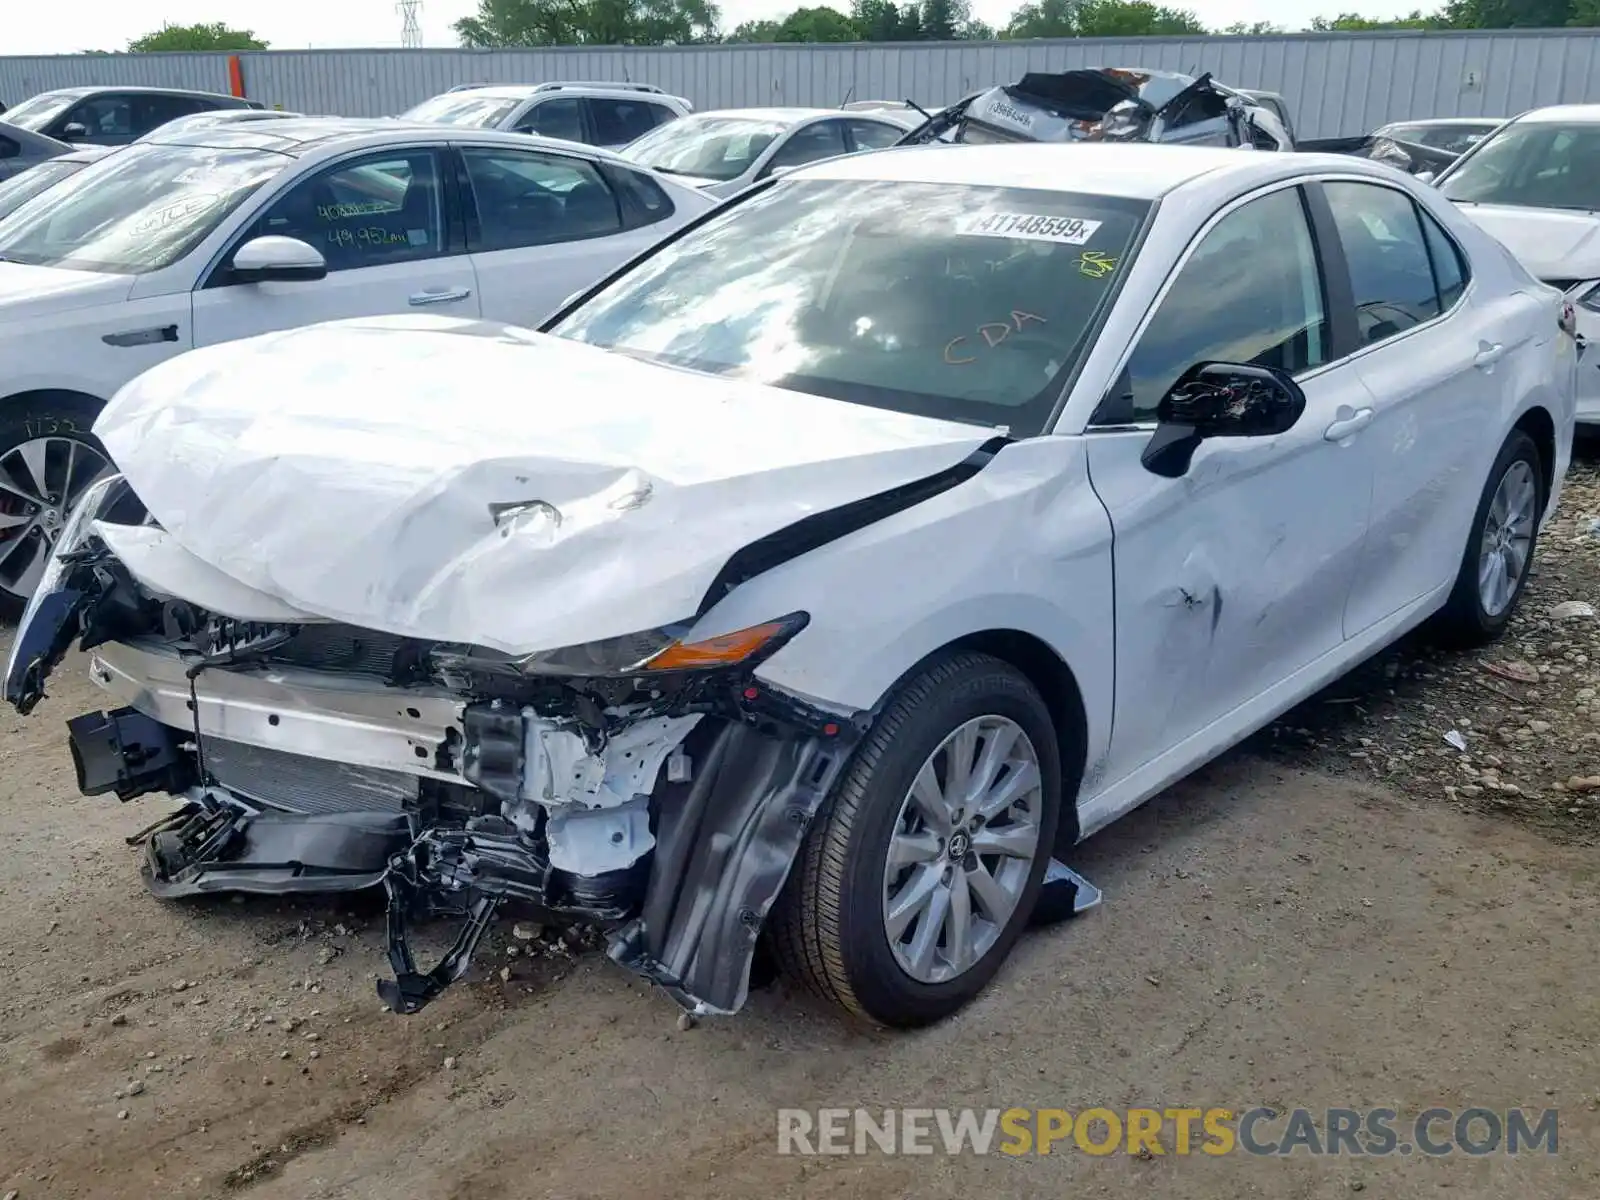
0,120,72,183
1,86,261,146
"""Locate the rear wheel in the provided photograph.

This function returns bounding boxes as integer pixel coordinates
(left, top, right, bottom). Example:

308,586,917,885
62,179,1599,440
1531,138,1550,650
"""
1432,429,1543,647
0,394,111,621
770,652,1062,1027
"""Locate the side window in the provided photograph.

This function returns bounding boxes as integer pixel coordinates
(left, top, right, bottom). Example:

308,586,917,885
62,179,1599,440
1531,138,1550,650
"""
462,147,622,251
246,150,444,273
521,97,584,142
765,121,849,173
136,94,204,134
846,120,902,151
1420,207,1469,310
600,163,676,230
1324,181,1443,345
1116,187,1329,422
66,95,134,138
586,98,662,146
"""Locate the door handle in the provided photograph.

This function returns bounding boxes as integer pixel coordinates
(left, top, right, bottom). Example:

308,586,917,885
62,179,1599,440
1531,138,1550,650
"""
1474,340,1507,369
408,287,472,307
1324,407,1374,442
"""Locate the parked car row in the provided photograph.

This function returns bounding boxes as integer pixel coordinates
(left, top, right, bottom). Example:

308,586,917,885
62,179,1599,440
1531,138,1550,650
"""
0,66,1585,1031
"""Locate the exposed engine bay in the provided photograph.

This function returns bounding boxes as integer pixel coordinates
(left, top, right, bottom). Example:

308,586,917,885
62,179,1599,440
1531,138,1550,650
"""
4,475,866,1017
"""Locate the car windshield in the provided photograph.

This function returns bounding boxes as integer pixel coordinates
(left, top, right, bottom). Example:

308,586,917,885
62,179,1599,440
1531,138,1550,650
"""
1440,121,1600,211
3,91,79,132
0,143,287,274
620,116,791,180
399,93,524,127
0,160,89,223
1384,122,1494,155
552,179,1150,434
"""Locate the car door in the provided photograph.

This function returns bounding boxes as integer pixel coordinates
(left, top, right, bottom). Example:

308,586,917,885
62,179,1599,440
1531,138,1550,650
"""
1317,178,1530,636
843,118,904,153
757,119,850,181
191,146,479,348
57,94,137,146
1083,183,1376,789
133,94,205,138
459,143,665,327
584,97,667,149
516,97,586,143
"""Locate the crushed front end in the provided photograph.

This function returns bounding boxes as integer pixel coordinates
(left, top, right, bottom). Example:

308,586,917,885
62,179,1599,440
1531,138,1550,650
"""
3,476,862,1017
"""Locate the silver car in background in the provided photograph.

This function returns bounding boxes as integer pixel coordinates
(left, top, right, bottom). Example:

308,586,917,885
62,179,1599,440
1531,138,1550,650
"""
400,82,691,149
619,107,916,198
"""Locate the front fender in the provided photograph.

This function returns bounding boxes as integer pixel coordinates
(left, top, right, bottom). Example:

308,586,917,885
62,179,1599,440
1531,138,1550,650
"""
685,437,1115,769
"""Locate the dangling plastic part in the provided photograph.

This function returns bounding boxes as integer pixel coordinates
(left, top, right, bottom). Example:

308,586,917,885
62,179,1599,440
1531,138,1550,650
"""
1029,859,1103,927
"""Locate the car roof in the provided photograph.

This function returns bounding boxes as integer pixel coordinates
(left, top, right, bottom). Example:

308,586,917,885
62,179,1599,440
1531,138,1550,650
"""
140,116,630,160
1511,105,1600,124
31,85,245,102
688,107,839,124
789,142,1332,199
1381,117,1503,127
446,84,678,100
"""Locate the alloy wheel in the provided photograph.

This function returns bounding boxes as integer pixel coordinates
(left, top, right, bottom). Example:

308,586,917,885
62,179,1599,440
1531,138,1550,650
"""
0,435,112,603
881,714,1043,984
1477,458,1537,618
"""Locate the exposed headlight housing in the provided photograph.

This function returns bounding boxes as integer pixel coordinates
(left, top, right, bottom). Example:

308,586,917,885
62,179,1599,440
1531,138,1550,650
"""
450,612,812,679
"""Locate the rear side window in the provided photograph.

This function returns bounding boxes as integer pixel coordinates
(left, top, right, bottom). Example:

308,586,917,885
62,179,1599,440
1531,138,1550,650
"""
1324,181,1447,345
1420,208,1469,309
600,163,676,230
66,95,134,138
462,146,623,250
587,98,666,146
522,98,584,142
135,95,206,134
847,120,902,151
765,121,848,174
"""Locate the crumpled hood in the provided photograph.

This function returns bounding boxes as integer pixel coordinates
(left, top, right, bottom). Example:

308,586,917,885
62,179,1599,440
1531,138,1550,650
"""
96,315,996,655
0,261,133,318
1455,203,1600,281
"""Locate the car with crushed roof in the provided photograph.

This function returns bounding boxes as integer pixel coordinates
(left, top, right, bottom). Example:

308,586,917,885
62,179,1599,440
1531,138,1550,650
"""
3,141,1576,1028
896,68,1293,152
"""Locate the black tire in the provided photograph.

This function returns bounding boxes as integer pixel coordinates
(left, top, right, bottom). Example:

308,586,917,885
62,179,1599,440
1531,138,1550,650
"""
769,652,1063,1028
1432,429,1544,648
0,392,109,623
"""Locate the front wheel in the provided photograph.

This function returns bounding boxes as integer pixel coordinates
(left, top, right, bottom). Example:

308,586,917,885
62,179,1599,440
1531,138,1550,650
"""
1432,429,1544,647
770,652,1062,1027
0,393,112,622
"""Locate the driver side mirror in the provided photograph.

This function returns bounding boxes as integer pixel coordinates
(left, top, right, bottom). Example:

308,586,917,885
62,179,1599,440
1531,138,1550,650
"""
1141,361,1306,479
60,122,88,141
230,235,327,284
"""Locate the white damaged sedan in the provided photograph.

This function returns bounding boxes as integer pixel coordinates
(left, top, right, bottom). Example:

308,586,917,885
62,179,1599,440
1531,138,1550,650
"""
3,144,1578,1027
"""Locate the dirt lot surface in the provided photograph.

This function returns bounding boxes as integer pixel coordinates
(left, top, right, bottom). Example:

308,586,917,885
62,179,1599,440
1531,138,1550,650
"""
4,467,1600,1200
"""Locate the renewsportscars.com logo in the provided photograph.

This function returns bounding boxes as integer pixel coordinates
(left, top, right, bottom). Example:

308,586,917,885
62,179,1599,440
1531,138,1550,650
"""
776,1107,1560,1157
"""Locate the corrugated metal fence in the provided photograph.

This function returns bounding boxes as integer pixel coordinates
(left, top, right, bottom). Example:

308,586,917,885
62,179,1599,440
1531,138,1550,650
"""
4,30,1600,139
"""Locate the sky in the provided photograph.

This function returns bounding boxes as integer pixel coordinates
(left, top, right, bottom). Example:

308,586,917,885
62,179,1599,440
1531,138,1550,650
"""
3,1,1431,55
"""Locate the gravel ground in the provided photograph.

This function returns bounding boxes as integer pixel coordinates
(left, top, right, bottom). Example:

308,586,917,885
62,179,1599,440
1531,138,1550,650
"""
1,458,1598,1199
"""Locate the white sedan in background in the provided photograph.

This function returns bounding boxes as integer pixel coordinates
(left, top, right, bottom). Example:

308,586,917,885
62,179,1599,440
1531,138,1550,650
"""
0,117,714,614
619,107,916,197
4,144,1574,1029
1434,104,1600,422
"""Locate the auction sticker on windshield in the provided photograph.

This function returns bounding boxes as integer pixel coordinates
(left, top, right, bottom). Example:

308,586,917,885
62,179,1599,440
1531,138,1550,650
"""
956,212,1103,245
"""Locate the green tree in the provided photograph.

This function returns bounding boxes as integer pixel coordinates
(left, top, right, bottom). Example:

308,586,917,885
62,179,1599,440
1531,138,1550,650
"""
1006,0,1206,38
1223,20,1283,33
775,5,862,39
725,17,785,39
455,0,720,46
851,0,921,39
1442,0,1579,25
128,22,268,51
1308,10,1446,29
919,0,962,38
